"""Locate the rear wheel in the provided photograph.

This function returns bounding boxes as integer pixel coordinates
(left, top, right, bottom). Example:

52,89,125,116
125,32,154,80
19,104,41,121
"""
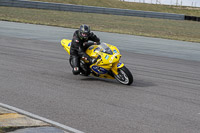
69,57,73,68
80,60,90,76
114,66,133,85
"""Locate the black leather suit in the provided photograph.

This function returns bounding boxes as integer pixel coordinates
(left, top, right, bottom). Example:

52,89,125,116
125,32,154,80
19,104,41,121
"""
70,30,100,74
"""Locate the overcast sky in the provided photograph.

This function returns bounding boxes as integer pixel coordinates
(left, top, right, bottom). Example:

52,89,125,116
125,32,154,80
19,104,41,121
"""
124,0,200,7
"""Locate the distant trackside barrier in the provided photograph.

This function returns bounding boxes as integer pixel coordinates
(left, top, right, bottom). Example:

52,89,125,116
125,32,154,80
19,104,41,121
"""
0,0,199,22
185,16,200,22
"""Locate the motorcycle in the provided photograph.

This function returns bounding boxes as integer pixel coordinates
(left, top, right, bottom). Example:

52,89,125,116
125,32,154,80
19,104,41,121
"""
61,39,133,85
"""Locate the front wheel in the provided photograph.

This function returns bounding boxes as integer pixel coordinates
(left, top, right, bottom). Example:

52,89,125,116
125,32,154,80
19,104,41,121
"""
114,66,133,85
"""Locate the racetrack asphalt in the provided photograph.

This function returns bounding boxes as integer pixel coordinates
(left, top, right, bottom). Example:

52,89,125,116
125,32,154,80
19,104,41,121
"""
0,21,200,133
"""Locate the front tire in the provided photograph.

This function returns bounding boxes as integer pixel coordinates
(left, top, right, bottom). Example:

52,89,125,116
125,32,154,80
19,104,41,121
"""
114,66,133,85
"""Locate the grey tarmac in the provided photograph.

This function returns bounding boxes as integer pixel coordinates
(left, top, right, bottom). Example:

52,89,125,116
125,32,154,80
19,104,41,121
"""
0,21,200,133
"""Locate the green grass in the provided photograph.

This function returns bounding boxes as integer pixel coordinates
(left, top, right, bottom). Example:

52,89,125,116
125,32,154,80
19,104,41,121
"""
33,0,200,16
0,128,5,133
0,6,200,43
0,127,23,133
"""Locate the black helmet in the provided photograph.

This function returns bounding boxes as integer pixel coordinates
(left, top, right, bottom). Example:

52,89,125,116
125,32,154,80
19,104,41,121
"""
79,24,90,40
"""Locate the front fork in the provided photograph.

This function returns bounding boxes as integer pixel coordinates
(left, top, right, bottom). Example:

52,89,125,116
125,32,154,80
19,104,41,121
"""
111,61,124,75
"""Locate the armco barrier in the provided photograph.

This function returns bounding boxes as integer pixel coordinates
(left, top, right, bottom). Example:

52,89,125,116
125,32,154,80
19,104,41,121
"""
185,16,200,22
0,0,187,21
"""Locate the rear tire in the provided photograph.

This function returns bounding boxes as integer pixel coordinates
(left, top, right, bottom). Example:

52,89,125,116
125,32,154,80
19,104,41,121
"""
80,60,90,76
114,66,133,85
69,57,73,68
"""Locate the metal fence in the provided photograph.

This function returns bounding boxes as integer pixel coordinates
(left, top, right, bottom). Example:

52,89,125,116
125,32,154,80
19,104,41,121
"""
0,0,185,20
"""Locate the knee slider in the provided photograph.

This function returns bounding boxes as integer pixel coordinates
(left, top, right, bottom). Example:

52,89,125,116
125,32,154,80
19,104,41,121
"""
72,67,80,75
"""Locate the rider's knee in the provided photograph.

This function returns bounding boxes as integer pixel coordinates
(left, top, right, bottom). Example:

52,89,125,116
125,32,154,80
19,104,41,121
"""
72,67,80,75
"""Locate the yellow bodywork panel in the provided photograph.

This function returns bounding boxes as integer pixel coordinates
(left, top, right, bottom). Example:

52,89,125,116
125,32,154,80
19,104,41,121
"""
61,39,72,55
61,39,125,78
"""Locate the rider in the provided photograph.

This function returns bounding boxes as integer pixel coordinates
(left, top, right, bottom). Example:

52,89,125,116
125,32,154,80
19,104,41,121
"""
70,24,100,75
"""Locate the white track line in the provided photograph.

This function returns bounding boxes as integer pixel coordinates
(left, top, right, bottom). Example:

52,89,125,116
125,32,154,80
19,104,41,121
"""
0,103,85,133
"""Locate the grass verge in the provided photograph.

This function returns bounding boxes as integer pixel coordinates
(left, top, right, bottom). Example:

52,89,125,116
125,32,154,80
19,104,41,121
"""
33,0,200,17
0,128,4,133
0,6,200,43
0,127,24,133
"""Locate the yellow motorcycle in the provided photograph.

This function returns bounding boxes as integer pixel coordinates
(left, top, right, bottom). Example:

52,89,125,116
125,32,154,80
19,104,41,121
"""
61,39,133,85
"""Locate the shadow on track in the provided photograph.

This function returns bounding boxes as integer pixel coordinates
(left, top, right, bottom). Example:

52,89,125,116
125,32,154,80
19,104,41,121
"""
80,76,156,87
133,79,156,87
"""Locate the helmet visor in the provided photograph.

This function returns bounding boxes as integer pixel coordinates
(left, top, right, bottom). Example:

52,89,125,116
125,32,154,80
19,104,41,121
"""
81,33,88,37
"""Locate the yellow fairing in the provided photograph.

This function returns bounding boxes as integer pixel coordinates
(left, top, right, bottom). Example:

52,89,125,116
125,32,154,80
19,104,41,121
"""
86,43,124,77
61,39,72,55
111,61,124,75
